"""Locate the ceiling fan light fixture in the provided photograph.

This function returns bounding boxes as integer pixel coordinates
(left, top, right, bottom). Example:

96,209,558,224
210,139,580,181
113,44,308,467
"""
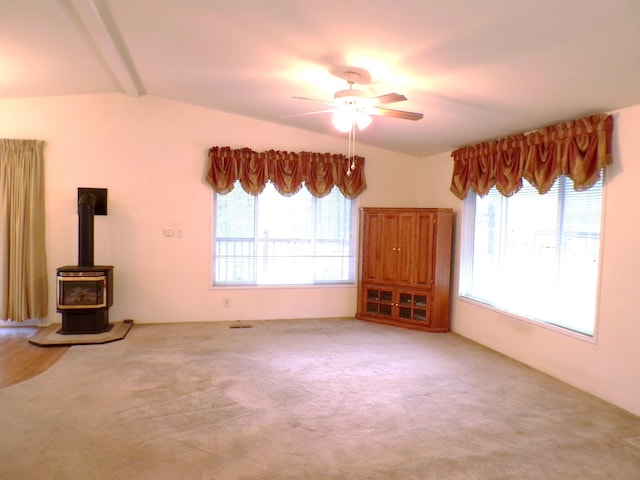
332,110,354,132
332,109,372,132
355,110,372,130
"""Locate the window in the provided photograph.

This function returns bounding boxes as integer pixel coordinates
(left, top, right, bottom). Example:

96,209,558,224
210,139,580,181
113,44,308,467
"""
213,181,356,286
460,175,604,336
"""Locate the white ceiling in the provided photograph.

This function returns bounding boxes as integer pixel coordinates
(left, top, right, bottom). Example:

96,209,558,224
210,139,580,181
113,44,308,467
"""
2,0,640,157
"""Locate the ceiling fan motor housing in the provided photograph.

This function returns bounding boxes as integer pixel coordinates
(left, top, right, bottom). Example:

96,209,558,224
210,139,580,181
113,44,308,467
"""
334,88,369,108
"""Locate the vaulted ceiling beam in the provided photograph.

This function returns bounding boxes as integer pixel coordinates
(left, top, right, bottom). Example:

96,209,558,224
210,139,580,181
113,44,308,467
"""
61,0,140,96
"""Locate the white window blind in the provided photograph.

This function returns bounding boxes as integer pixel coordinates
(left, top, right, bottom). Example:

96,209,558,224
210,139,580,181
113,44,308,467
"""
460,175,603,336
213,181,356,286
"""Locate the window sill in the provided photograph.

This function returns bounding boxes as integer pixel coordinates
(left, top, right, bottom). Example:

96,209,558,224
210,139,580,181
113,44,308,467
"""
457,295,598,344
210,283,357,291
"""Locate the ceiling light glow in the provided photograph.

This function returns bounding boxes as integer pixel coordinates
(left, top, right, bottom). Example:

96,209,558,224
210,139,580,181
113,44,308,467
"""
332,109,371,132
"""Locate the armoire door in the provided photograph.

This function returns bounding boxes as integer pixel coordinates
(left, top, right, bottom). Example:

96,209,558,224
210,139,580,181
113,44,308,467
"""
379,211,400,284
395,212,416,287
414,212,436,289
360,210,382,283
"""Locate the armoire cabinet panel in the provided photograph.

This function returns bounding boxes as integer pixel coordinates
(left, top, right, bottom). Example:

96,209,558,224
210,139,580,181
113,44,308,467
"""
395,212,415,286
414,212,436,289
379,212,399,284
361,211,382,283
356,208,453,333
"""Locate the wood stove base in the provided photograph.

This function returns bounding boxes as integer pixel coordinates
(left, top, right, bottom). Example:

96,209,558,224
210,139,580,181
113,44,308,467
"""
57,311,113,335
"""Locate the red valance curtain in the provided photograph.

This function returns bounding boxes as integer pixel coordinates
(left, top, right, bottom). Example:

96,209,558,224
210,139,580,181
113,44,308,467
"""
450,114,614,199
206,147,367,199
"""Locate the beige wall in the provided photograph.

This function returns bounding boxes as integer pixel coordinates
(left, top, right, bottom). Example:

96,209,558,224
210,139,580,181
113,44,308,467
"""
416,104,640,416
0,93,419,326
2,93,639,417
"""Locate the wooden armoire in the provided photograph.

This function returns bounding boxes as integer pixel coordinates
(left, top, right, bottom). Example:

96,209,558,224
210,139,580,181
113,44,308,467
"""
356,207,453,332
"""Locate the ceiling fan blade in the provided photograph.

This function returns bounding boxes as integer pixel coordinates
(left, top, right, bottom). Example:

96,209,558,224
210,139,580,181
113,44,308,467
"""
369,107,424,121
282,108,336,119
370,93,407,105
293,96,335,107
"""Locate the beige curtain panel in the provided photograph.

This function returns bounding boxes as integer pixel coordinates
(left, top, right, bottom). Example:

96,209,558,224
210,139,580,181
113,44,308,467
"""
0,139,48,322
206,146,367,199
450,114,614,199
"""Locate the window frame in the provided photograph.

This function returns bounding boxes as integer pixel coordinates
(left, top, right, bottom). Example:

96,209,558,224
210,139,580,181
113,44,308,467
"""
211,182,359,288
458,174,606,341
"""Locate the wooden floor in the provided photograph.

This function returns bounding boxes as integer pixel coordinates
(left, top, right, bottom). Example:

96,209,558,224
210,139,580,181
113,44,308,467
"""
0,327,68,388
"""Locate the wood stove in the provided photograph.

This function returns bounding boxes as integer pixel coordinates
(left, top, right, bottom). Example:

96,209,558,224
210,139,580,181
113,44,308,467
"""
56,188,114,335
56,265,113,334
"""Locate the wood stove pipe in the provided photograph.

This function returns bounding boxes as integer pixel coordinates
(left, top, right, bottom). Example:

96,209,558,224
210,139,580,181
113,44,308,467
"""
78,192,97,267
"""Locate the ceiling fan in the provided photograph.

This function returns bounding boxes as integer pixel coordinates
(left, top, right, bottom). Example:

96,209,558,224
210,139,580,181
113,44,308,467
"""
290,71,424,132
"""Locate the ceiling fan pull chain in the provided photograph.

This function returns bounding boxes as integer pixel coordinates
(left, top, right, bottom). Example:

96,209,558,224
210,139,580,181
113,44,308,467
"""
347,120,356,176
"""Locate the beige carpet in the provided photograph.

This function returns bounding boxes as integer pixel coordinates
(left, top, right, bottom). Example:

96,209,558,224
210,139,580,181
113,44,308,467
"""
2,318,640,479
28,319,134,346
